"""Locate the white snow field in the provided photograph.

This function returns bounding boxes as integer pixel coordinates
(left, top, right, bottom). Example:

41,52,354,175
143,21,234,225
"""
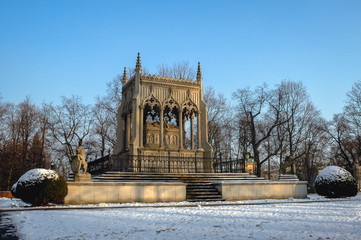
2,194,361,240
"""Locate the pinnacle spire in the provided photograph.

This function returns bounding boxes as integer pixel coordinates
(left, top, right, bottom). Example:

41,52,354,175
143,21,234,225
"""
122,67,128,85
136,52,141,69
197,62,202,82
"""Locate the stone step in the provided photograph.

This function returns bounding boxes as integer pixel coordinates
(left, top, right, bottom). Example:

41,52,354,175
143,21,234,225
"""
187,194,222,198
100,172,261,179
187,189,219,194
187,184,215,187
93,175,264,181
187,198,225,202
96,176,259,180
93,179,179,182
187,187,216,191
187,192,219,197
187,188,218,191
93,177,180,181
105,171,252,176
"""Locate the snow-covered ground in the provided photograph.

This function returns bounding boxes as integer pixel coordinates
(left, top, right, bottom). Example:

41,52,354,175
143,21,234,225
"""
1,194,361,240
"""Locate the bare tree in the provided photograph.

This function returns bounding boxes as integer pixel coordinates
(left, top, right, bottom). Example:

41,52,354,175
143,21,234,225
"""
0,97,52,190
299,115,328,185
273,81,325,176
92,101,115,158
47,96,93,175
92,74,123,158
323,114,359,176
0,95,7,146
0,95,6,122
204,87,234,159
36,104,52,168
2,103,19,190
233,84,291,176
324,80,361,178
156,61,196,80
345,80,361,130
17,97,38,167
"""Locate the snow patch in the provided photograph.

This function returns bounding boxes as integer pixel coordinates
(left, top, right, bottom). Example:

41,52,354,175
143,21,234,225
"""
6,194,361,240
0,197,31,208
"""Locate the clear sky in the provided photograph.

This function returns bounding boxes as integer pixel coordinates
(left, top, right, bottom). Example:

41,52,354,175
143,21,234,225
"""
1,0,361,120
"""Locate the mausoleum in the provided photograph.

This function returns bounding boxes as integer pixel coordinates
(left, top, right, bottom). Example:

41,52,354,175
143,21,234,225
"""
112,53,213,173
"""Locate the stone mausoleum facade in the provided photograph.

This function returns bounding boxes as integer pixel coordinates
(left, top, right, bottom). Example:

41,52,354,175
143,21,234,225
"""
113,53,213,172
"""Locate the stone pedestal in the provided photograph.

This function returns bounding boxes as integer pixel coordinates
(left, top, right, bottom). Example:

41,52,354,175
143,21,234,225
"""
74,173,92,182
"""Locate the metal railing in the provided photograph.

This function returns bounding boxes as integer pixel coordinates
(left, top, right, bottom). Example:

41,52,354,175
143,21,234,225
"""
88,154,246,174
213,156,245,173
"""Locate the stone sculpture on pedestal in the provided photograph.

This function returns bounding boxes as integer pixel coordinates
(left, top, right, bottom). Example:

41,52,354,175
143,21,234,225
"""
70,140,92,182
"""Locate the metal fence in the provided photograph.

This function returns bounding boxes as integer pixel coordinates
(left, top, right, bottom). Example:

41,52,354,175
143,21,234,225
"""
88,154,246,174
213,157,245,173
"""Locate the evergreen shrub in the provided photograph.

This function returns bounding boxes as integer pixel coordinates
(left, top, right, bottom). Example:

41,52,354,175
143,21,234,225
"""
11,169,68,206
315,166,357,198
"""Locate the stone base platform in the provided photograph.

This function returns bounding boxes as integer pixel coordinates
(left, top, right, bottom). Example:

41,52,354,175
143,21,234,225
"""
65,181,186,204
65,172,308,204
214,181,307,200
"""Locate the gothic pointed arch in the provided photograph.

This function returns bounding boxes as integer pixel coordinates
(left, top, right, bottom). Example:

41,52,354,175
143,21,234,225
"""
163,95,180,128
163,95,180,111
142,93,161,127
143,93,161,109
182,98,198,119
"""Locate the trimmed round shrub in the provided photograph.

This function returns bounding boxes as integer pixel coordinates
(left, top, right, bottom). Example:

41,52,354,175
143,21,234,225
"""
315,166,357,198
11,169,68,206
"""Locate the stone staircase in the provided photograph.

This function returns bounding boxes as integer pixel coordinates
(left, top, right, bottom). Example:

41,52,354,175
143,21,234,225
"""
186,183,224,202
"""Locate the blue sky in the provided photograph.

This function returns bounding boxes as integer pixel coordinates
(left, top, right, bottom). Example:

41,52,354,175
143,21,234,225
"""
1,0,361,120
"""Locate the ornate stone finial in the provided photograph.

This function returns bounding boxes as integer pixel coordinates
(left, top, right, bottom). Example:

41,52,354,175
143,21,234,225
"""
136,52,141,69
197,62,202,82
122,67,128,85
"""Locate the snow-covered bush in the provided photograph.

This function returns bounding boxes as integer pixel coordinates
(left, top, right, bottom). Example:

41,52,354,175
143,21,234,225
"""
315,166,357,198
11,169,68,206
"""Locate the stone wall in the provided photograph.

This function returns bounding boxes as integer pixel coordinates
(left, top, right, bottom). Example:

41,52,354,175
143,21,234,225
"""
214,181,308,200
65,182,186,204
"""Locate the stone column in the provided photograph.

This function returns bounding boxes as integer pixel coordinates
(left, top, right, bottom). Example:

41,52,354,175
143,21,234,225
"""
197,112,201,149
160,109,164,148
139,106,144,147
126,114,131,150
183,117,186,147
121,117,126,151
190,115,194,150
178,110,183,149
